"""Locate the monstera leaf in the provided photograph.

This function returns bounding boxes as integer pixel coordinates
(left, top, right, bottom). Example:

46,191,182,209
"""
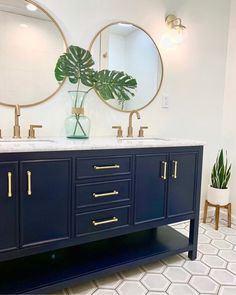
55,45,95,87
94,70,137,106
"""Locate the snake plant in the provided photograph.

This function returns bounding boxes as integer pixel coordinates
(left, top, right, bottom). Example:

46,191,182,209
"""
211,149,231,189
55,45,137,108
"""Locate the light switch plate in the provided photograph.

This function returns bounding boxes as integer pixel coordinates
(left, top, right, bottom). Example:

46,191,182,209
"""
162,95,169,108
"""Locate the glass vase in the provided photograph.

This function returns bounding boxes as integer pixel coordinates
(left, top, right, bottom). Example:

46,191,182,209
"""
65,91,90,139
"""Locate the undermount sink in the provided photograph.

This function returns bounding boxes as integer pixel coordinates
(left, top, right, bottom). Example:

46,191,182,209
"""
121,137,169,141
0,139,55,143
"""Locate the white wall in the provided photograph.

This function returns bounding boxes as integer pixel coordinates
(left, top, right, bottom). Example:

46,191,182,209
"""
0,0,231,214
222,0,236,219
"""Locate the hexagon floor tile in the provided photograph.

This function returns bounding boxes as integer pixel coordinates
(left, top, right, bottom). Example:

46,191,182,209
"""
142,261,166,273
218,286,236,295
189,276,219,294
219,227,236,235
167,283,198,295
219,250,236,262
202,254,227,268
147,292,167,295
227,262,236,275
183,260,210,275
198,243,218,254
226,235,236,245
120,267,145,280
163,266,191,283
142,273,170,291
211,239,233,249
117,281,147,295
162,255,185,266
95,274,121,289
209,269,236,285
205,229,225,239
53,221,236,295
198,233,211,244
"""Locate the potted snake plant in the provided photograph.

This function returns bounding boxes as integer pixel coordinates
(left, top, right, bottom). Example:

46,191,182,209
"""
55,45,137,139
207,149,231,205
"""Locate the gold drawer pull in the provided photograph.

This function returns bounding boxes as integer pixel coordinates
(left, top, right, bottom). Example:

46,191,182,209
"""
27,171,32,196
8,172,12,198
92,217,118,226
172,160,178,179
93,190,119,198
93,164,120,170
161,161,167,180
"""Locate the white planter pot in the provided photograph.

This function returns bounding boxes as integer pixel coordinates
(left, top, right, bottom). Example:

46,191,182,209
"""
207,185,230,206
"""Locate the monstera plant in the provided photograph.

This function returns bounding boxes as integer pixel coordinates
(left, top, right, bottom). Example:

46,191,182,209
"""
55,45,137,107
55,45,137,139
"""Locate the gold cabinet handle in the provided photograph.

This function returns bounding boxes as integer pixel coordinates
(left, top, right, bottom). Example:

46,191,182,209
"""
7,172,12,198
172,160,178,179
93,190,119,198
93,164,120,170
27,171,32,196
92,217,118,226
161,161,167,180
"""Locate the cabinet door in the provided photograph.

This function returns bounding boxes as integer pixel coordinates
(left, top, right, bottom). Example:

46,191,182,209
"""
134,154,167,224
168,152,197,217
0,162,18,252
20,159,71,247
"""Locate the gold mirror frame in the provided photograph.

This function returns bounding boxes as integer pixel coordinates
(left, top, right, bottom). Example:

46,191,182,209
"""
0,0,67,109
89,21,164,113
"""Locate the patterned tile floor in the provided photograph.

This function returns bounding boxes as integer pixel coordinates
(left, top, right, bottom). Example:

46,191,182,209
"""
52,219,236,295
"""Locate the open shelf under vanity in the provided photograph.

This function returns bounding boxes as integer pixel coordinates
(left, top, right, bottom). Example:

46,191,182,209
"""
0,226,192,294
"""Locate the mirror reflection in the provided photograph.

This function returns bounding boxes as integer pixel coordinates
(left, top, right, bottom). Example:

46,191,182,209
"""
0,0,66,107
90,22,163,112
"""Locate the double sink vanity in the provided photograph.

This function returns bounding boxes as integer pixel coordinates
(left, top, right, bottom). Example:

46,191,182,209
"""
0,0,204,293
0,136,203,294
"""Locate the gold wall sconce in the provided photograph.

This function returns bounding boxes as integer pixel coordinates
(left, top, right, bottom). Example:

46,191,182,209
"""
165,14,186,44
160,14,187,49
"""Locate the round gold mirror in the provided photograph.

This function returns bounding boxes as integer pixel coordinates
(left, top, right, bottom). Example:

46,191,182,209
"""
89,22,163,112
0,0,67,108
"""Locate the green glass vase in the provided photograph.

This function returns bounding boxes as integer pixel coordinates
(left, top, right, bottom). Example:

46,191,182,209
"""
65,91,90,139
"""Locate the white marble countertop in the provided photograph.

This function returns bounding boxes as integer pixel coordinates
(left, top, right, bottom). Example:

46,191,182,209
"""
0,137,205,153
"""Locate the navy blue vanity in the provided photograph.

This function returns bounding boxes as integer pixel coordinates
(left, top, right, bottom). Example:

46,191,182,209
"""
0,144,203,294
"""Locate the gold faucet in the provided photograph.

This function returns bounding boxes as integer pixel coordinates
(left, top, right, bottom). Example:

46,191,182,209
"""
13,104,21,138
127,110,140,137
28,125,43,138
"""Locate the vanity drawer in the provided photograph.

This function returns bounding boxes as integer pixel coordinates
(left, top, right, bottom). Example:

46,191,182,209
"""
76,179,131,208
76,206,130,236
76,156,131,179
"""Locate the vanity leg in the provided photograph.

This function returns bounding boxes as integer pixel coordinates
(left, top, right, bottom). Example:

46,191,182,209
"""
188,218,199,260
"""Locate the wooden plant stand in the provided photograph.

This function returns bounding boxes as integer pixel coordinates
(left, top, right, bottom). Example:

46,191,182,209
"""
203,200,231,230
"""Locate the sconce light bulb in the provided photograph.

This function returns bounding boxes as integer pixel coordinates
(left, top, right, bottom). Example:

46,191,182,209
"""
160,33,177,50
26,3,38,11
169,27,187,44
